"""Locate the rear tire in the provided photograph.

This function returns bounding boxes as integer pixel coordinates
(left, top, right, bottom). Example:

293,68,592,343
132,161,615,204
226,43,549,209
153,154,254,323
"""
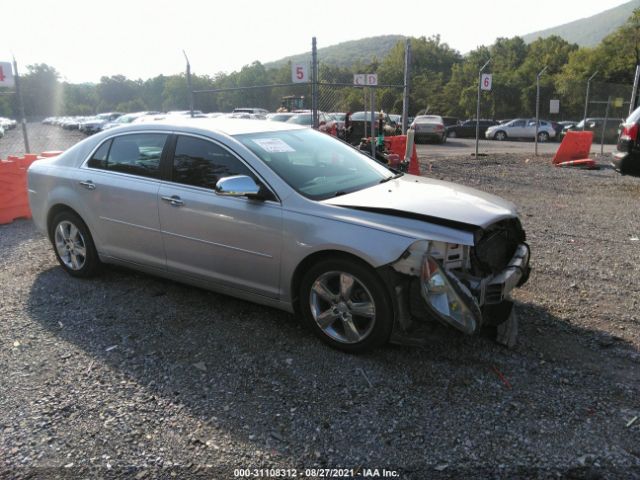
537,131,549,142
448,130,457,138
49,211,101,278
299,258,393,353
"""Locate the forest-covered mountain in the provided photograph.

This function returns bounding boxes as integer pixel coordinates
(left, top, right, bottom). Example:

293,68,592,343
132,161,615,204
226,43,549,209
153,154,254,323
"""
264,35,406,69
522,0,640,46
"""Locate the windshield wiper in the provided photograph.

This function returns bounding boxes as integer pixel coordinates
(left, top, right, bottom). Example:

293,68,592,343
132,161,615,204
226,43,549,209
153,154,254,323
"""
379,172,404,184
333,191,348,197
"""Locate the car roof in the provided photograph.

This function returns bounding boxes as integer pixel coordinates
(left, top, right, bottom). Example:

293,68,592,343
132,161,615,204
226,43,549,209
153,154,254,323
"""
120,117,306,136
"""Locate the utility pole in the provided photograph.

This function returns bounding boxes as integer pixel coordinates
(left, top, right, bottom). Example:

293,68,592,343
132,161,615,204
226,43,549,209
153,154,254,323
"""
535,65,548,156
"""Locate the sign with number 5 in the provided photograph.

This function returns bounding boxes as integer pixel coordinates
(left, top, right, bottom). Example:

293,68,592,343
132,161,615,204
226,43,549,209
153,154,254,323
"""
292,63,308,83
481,73,492,91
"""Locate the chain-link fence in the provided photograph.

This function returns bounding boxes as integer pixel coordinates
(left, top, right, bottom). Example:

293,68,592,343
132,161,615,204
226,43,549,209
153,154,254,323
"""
536,79,631,146
190,38,409,145
193,83,312,114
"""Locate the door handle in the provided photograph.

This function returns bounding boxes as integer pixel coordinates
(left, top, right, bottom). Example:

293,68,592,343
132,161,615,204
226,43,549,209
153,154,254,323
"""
161,195,184,207
79,180,96,190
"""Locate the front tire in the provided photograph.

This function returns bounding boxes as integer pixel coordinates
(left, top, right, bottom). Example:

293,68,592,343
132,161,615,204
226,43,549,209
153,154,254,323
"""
447,130,457,138
49,211,100,278
299,258,393,353
494,131,507,141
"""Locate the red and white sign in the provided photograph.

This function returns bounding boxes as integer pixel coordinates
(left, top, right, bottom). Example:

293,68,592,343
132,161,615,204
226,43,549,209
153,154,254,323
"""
292,63,308,83
353,73,378,86
481,73,492,91
0,62,15,88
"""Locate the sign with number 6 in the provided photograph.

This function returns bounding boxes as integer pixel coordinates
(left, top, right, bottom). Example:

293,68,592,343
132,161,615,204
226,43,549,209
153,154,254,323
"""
292,63,308,83
481,73,492,91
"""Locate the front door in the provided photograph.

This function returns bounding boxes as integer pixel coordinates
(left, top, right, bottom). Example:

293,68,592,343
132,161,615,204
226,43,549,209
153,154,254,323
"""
158,134,282,298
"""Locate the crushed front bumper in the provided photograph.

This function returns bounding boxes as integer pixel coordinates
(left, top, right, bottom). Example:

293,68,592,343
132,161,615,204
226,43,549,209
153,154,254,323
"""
419,243,530,335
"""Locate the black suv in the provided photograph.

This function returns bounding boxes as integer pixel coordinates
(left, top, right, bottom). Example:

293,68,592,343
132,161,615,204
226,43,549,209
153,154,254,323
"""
612,106,640,174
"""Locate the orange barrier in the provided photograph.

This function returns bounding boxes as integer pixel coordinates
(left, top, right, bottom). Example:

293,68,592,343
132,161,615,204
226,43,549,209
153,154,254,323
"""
384,134,419,175
0,151,63,225
555,158,597,169
553,131,594,167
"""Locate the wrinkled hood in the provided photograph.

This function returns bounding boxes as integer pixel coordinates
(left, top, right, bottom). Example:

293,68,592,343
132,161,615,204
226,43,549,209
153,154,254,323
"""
324,174,517,230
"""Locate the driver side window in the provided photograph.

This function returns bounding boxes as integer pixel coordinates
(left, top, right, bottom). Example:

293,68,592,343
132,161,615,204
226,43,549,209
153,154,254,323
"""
171,135,256,189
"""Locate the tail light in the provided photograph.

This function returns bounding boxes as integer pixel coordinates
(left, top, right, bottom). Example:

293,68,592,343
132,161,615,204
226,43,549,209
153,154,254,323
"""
620,123,638,142
435,124,444,132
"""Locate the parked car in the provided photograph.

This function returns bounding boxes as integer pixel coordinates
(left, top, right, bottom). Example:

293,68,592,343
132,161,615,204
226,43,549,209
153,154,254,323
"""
410,115,447,144
27,118,530,353
485,118,556,142
80,112,123,135
266,112,296,123
0,125,4,138
612,106,640,174
446,119,498,139
348,111,397,145
102,111,160,131
0,117,17,130
287,111,337,134
560,117,623,144
441,116,460,129
233,107,269,115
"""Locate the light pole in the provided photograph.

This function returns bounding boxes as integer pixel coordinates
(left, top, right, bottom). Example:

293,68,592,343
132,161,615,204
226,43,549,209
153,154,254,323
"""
475,58,491,158
583,71,598,129
535,66,548,156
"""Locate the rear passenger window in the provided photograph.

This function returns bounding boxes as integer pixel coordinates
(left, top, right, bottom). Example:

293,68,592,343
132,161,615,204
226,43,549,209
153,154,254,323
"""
172,136,255,189
87,139,112,169
87,133,168,179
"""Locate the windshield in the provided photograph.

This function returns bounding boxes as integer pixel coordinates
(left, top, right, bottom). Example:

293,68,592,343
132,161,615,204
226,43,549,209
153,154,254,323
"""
287,114,312,126
236,129,394,200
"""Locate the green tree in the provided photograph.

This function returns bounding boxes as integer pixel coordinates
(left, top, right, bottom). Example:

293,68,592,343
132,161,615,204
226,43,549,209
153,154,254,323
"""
20,63,62,117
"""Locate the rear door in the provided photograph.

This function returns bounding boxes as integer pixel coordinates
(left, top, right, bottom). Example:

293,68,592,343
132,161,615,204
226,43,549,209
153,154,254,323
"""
158,134,283,298
78,132,169,269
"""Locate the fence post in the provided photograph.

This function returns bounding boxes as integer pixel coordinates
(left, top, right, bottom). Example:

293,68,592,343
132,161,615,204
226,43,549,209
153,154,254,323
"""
402,39,411,134
583,71,598,129
535,65,548,156
476,59,491,160
370,88,376,158
601,96,611,155
475,59,490,158
311,37,318,129
12,57,30,154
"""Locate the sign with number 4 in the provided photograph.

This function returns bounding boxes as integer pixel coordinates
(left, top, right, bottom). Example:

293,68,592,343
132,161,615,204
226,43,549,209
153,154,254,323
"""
0,62,15,88
292,63,308,83
481,73,492,91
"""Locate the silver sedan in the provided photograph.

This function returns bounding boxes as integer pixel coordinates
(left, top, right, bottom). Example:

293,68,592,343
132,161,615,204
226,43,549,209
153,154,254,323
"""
28,118,530,352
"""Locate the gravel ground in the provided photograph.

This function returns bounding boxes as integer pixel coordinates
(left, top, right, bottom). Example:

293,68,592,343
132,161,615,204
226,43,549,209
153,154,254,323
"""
1,125,640,479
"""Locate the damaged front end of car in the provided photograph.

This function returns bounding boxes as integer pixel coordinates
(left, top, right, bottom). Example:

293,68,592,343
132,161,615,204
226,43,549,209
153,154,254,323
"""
384,218,530,342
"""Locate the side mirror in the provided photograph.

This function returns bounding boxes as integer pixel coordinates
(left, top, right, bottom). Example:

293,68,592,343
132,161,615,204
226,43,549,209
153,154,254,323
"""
215,175,262,198
589,122,596,128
